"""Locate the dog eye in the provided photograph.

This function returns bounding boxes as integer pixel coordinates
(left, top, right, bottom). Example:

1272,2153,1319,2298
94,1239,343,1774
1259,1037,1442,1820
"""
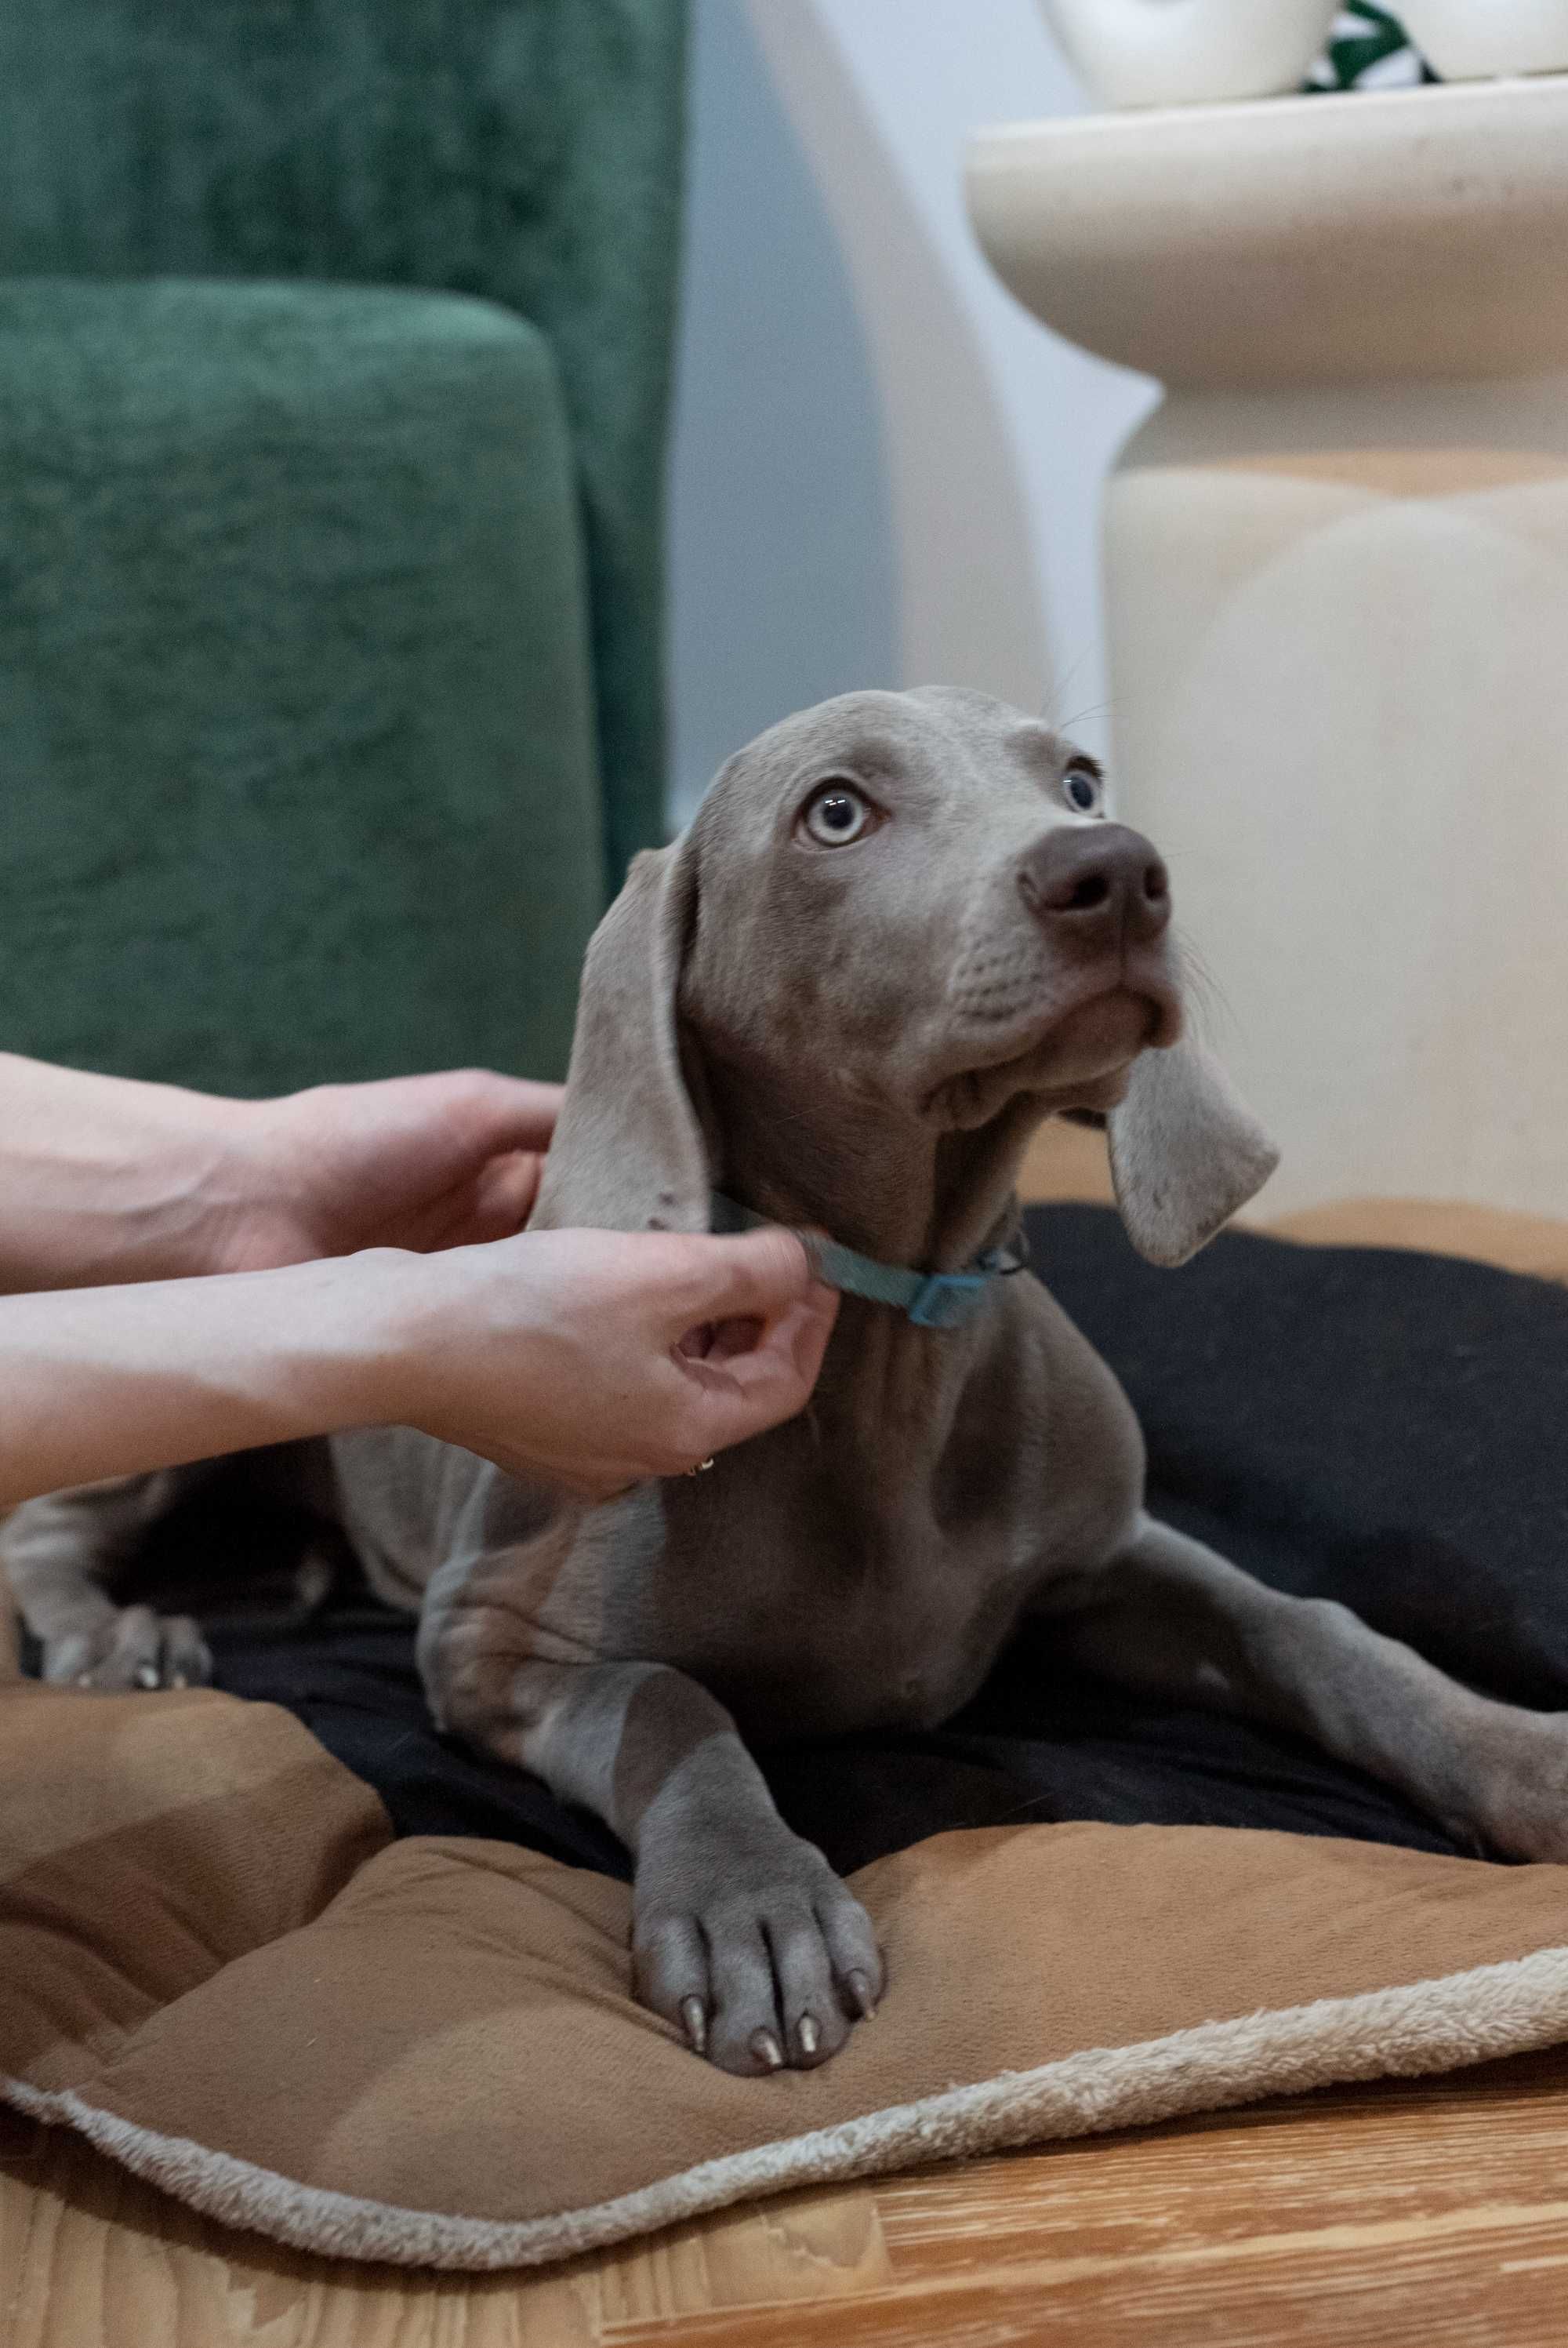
801,783,876,846
1062,763,1103,816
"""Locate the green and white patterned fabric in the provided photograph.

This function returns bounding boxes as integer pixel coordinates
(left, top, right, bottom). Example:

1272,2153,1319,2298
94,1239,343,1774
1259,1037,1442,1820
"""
1306,5,1436,89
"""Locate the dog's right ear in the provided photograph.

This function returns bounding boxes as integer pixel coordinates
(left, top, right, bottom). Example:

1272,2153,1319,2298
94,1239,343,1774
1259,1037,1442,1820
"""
1104,1036,1279,1267
528,841,710,1237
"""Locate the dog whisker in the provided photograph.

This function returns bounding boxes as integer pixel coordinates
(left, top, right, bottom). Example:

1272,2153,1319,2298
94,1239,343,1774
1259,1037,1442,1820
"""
1173,933,1234,1043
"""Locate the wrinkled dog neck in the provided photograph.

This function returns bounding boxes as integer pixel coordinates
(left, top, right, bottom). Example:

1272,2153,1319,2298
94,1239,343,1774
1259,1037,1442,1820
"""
689,1027,1046,1281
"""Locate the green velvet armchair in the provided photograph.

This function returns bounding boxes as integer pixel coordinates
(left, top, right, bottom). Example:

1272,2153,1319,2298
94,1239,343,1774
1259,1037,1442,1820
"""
0,1,687,1091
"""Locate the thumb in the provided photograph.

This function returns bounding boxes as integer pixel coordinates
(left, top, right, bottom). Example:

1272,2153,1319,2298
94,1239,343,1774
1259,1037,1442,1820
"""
423,1072,564,1159
676,1227,818,1325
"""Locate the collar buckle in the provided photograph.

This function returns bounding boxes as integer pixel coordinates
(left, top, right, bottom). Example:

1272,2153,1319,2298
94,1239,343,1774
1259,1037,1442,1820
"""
906,1272,990,1329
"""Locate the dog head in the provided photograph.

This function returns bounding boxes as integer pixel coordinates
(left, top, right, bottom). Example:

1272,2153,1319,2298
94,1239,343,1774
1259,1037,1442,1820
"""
532,688,1276,1267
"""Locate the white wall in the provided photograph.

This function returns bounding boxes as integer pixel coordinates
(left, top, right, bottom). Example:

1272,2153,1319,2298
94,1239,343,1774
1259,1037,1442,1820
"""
666,0,1159,823
663,0,898,820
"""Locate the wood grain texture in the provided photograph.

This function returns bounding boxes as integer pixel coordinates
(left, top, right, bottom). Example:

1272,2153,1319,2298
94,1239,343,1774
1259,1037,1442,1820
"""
8,2045,1568,2345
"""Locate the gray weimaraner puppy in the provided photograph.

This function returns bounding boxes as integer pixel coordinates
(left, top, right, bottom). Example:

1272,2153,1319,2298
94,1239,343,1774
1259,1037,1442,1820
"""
8,687,1566,2078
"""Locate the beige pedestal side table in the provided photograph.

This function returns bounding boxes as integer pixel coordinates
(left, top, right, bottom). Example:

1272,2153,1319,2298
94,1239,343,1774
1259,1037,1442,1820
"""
968,80,1568,1217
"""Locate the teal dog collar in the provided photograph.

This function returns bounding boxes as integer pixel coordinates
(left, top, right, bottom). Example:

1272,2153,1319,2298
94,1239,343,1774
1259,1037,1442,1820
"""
710,1192,1025,1330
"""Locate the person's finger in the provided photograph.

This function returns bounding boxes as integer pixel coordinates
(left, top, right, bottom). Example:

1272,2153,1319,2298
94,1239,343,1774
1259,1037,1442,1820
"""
416,1071,564,1158
352,1150,546,1255
720,1285,839,1398
462,1150,547,1241
673,1288,839,1449
412,1154,546,1251
666,1227,815,1332
702,1315,762,1361
785,1281,839,1389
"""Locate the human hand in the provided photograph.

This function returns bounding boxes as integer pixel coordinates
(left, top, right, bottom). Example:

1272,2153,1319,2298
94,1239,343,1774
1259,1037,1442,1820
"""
0,1056,563,1292
211,1071,563,1272
382,1224,839,1498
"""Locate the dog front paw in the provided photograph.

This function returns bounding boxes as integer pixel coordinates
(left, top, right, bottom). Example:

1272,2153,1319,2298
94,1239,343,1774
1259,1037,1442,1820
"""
633,1822,884,2076
42,1604,213,1692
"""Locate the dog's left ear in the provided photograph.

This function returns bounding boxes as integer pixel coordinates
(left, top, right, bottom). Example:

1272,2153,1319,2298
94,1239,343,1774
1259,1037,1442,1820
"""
1104,1038,1279,1267
528,838,710,1238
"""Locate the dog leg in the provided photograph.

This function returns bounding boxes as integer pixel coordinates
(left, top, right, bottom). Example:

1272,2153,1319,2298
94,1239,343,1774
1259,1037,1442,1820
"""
1045,1511,1568,1860
429,1646,884,2074
2,1471,213,1689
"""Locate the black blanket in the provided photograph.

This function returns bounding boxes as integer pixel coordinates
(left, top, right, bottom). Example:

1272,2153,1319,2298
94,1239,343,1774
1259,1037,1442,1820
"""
93,1207,1568,1877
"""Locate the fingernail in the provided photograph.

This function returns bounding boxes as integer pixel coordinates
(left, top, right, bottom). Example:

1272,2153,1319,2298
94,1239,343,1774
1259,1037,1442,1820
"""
797,2014,819,2057
848,1970,877,2019
751,2029,784,2072
681,1995,708,2055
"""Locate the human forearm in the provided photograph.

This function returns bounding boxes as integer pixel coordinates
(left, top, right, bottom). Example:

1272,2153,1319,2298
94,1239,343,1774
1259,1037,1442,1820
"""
0,1227,837,1514
0,1253,404,1507
0,1053,249,1294
0,1054,560,1292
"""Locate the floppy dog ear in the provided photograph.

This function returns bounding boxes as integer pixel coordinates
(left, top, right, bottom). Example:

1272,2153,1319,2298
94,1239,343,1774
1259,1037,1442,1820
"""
528,841,711,1238
1105,1038,1279,1268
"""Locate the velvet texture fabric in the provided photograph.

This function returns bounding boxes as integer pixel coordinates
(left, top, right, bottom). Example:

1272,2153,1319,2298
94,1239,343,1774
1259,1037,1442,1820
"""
0,0,687,1088
0,278,602,1089
0,0,686,893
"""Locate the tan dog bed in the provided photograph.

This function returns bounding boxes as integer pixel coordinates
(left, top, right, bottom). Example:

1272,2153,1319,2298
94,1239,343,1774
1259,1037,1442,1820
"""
7,1682,1568,2270
5,1196,1568,2270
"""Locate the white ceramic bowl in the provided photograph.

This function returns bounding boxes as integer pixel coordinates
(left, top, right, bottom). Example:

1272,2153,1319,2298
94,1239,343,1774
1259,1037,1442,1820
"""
1036,0,1341,108
1399,0,1568,80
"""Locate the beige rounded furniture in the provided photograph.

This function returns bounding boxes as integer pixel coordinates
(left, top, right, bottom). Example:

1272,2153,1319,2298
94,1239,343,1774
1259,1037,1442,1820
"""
968,80,1568,1216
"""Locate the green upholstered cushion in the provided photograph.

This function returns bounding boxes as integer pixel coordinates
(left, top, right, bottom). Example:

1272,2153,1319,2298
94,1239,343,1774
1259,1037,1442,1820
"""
0,278,602,1093
0,0,688,891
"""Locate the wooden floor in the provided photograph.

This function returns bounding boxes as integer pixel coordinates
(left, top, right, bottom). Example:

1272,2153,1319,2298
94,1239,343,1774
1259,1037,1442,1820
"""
8,1125,1568,2344
9,2041,1568,2346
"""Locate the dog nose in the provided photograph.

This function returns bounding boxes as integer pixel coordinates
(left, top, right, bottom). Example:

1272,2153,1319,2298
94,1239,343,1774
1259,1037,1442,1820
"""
1017,823,1171,948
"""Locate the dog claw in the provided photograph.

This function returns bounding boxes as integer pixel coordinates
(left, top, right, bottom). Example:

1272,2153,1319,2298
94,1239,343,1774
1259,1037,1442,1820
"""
797,2014,819,2057
751,2029,784,2072
681,1996,708,2055
134,1663,160,1690
847,1969,877,2019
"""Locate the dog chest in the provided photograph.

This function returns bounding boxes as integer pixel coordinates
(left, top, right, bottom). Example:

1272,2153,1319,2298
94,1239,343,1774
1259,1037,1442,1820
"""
599,1472,1044,1739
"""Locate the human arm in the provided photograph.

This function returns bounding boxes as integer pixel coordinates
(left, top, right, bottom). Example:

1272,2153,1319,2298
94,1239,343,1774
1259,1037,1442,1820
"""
0,1226,837,1510
0,1053,561,1293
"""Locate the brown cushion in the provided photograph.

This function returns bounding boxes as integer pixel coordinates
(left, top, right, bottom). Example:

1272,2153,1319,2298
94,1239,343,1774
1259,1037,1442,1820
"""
5,1199,1568,2270
5,1674,1568,2269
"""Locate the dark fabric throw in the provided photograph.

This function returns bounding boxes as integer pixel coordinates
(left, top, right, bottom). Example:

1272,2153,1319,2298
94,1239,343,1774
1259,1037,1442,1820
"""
58,1207,1568,1877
